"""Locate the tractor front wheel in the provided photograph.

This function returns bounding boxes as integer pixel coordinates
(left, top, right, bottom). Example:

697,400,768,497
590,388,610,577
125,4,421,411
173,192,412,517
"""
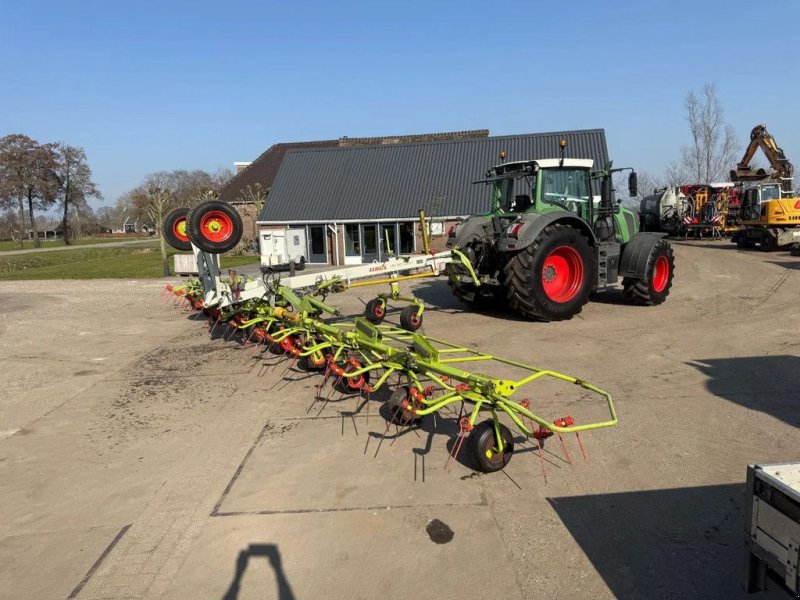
504,224,594,321
468,420,515,473
622,239,675,305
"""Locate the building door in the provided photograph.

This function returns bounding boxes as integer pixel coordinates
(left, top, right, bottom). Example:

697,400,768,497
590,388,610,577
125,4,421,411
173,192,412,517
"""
308,225,327,263
379,223,397,259
361,224,379,262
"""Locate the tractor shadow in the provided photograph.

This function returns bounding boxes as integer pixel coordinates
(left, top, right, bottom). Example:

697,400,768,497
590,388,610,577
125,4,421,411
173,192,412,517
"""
687,355,800,429
547,483,787,599
220,543,295,600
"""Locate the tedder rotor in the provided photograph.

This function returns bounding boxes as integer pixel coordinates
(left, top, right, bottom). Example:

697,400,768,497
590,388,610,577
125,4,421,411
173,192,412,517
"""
159,200,620,476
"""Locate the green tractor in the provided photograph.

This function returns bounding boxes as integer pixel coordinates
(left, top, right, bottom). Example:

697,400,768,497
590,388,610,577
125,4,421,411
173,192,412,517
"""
447,143,675,321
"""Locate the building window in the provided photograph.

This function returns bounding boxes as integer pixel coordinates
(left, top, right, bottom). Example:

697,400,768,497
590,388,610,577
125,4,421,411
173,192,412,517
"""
399,222,415,253
345,223,361,256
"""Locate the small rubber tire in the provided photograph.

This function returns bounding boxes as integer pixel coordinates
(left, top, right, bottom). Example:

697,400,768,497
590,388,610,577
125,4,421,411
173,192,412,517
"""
399,306,423,331
468,420,515,473
622,238,675,306
163,207,192,251
386,386,422,425
186,200,243,254
365,299,386,324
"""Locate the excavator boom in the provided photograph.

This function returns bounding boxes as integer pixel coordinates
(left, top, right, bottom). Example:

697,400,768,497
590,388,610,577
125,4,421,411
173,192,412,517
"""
730,124,794,192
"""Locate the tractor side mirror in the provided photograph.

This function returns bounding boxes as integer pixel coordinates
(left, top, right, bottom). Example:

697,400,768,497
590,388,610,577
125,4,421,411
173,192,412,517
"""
628,172,638,197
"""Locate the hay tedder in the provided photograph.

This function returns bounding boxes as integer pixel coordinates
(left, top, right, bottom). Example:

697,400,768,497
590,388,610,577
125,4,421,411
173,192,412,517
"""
161,200,618,475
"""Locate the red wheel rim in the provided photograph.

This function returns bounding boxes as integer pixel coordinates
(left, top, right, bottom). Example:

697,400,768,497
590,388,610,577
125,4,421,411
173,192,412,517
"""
541,245,584,303
652,255,669,293
199,210,234,243
172,217,189,243
374,304,384,318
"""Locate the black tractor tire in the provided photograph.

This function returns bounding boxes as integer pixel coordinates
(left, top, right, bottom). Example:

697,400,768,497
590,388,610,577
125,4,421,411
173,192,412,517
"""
186,200,243,254
163,207,192,251
504,223,594,321
399,306,423,331
364,298,386,324
760,233,777,252
468,419,515,473
386,386,422,425
622,238,675,305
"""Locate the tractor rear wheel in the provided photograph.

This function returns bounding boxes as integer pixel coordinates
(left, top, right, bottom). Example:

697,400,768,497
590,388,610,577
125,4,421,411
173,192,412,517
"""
622,238,675,305
163,207,192,251
468,420,515,473
186,200,243,254
504,224,594,321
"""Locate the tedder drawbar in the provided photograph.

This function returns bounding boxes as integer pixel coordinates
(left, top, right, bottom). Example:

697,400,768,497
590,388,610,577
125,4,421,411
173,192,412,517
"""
161,199,619,475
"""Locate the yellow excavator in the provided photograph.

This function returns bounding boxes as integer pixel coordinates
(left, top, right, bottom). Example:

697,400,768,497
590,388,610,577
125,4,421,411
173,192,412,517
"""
730,124,800,250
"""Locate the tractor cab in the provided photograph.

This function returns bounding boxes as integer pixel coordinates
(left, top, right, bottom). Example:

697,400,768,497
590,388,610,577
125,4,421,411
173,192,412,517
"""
480,158,595,222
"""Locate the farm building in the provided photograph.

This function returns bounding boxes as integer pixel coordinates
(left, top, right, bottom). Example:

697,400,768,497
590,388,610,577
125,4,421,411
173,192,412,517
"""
255,129,610,266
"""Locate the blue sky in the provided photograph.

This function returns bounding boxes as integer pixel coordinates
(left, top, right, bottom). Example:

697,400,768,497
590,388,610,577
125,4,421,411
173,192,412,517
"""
1,0,798,208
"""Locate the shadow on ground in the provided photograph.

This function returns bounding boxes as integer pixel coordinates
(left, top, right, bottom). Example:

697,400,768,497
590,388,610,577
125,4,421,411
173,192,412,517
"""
548,484,788,599
221,544,295,600
688,355,800,428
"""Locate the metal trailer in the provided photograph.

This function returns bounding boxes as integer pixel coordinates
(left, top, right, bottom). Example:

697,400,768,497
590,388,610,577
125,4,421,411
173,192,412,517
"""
744,462,800,595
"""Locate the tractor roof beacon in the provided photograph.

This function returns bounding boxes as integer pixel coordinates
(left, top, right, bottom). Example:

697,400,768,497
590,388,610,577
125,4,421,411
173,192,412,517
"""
446,140,675,321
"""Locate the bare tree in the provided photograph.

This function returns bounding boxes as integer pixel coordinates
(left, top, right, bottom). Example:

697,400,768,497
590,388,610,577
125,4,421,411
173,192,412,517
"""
132,172,176,276
236,182,268,239
55,144,102,245
667,83,739,184
0,134,59,247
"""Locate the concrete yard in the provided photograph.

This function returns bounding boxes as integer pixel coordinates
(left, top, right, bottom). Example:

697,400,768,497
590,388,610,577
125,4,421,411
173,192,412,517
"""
1,241,798,599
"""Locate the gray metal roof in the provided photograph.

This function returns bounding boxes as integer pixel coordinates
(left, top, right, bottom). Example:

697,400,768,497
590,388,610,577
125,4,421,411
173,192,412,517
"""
258,129,610,222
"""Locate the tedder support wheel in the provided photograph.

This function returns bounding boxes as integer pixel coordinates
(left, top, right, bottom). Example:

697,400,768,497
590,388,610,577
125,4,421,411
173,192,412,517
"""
387,386,423,425
468,420,515,473
622,238,675,305
364,298,386,324
163,207,192,252
504,223,594,321
186,200,243,254
399,306,423,331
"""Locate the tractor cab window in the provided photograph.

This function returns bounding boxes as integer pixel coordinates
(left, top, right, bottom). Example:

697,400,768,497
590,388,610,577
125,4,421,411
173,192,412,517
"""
541,168,591,220
496,176,535,213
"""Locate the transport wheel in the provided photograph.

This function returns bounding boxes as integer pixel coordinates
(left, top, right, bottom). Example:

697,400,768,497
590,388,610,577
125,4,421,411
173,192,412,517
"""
468,420,515,473
504,224,594,321
333,359,371,394
163,207,192,251
386,386,422,425
622,239,675,305
399,306,423,331
364,298,386,324
186,200,243,254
